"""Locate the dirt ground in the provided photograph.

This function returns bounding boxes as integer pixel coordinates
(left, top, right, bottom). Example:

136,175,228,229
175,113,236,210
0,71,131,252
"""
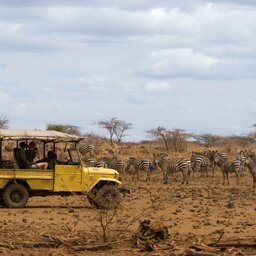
0,167,256,256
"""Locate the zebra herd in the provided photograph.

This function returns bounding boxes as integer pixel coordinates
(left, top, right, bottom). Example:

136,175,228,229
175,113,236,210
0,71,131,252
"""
75,144,256,189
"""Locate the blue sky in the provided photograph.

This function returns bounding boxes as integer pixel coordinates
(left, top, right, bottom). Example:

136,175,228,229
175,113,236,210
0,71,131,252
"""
0,0,256,141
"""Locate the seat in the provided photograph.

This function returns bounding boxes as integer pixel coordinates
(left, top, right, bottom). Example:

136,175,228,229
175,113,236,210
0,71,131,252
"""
13,148,27,169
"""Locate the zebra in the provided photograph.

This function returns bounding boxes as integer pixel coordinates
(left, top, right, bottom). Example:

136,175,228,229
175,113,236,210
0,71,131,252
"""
204,150,228,161
104,157,126,173
204,150,229,176
76,144,96,157
84,158,107,168
244,151,256,189
190,151,211,178
154,153,190,184
214,153,243,185
102,157,127,179
126,157,155,181
236,150,246,175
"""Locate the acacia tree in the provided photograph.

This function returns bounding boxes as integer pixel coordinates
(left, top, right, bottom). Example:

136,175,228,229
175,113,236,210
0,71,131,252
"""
167,129,188,152
114,120,132,144
96,117,132,145
147,127,188,152
46,123,82,136
193,133,223,147
0,114,9,129
146,126,169,152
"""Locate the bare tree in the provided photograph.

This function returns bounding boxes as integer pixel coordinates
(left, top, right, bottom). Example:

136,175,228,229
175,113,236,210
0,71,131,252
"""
96,117,132,145
114,120,132,144
167,129,188,152
146,126,169,152
147,127,188,152
194,133,223,147
0,114,9,129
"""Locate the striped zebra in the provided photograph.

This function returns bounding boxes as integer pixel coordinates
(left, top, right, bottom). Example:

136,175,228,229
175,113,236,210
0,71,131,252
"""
244,151,256,189
190,151,211,178
204,150,229,176
84,158,107,168
104,157,126,173
214,153,243,185
126,157,155,181
77,144,96,157
204,150,228,163
236,150,246,175
102,157,127,179
154,153,190,184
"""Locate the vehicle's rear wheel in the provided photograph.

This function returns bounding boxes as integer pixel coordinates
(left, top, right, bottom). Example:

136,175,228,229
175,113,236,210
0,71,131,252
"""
87,185,121,210
0,194,3,207
2,183,29,208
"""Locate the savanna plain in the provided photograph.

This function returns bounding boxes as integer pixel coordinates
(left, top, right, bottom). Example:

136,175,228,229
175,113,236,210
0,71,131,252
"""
0,141,256,256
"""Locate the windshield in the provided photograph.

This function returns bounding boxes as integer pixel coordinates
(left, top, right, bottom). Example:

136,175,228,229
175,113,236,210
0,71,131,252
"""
68,149,81,164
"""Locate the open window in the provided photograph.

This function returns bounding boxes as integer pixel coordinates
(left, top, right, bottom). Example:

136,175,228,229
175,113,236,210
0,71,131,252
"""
67,149,81,165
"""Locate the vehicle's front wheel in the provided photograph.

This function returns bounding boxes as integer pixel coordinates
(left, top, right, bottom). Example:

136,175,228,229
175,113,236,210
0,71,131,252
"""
87,185,121,210
2,183,29,208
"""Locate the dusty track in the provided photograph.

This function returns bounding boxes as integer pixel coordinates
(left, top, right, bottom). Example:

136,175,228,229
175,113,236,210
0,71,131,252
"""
0,169,256,255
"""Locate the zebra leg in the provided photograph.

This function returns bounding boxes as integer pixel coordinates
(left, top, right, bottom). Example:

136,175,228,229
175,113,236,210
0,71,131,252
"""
221,170,226,185
236,171,240,185
181,171,187,184
181,173,185,184
163,172,168,184
212,165,215,178
226,172,230,185
131,168,138,181
146,171,150,182
185,169,189,184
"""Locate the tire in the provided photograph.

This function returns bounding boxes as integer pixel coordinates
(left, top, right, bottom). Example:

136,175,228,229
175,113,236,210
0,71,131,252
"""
87,185,121,210
2,183,29,208
0,194,3,207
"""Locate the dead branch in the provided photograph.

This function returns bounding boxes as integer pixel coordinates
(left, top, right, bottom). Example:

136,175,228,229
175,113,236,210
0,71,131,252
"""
131,219,169,252
208,240,256,248
72,243,112,252
0,242,18,250
184,248,218,256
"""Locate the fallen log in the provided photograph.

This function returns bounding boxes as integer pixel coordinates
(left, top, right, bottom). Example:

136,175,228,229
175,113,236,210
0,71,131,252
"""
72,243,112,252
208,238,256,248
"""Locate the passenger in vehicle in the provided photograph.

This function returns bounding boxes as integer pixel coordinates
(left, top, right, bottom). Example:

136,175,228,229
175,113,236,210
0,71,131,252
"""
26,141,48,169
13,141,27,169
47,150,69,168
47,150,58,169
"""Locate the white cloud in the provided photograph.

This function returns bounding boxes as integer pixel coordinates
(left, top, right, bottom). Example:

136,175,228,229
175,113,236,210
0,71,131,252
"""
140,49,217,78
0,1,256,140
144,81,171,92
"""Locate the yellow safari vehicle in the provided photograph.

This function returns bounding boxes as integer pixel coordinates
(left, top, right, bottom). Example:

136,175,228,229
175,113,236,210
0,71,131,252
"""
0,130,127,208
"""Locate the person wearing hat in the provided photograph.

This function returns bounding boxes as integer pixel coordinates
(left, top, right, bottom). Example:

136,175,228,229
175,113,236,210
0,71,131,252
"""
26,141,48,169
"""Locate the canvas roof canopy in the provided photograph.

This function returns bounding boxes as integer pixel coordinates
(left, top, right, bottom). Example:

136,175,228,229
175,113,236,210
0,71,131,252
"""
0,130,84,143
